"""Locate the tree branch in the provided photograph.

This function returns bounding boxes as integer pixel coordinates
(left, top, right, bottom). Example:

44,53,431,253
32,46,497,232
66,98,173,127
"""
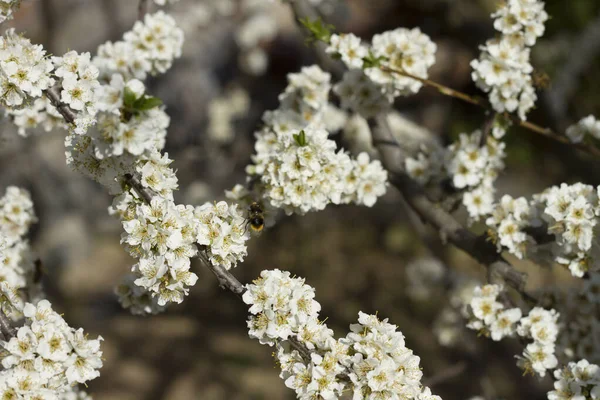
380,65,600,159
44,86,76,125
123,173,313,361
370,115,536,303
0,310,16,339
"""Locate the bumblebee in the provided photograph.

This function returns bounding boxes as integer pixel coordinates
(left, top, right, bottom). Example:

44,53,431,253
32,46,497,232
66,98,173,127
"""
246,202,265,234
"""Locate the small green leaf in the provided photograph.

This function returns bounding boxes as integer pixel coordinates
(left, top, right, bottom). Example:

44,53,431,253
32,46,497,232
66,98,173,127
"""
133,96,163,111
299,17,335,44
123,87,137,108
293,130,308,146
362,51,387,69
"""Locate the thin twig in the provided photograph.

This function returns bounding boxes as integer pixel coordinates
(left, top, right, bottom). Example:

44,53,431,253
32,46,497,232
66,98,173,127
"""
380,65,600,158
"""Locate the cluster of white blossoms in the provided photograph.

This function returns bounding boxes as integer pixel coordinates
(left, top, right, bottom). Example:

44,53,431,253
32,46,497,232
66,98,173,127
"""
0,29,54,108
405,130,505,222
0,0,20,24
0,187,41,314
366,28,437,98
247,65,388,215
566,115,600,144
0,300,102,398
516,307,560,377
120,197,199,306
326,30,435,118
471,0,547,120
334,69,392,118
52,51,101,134
467,284,560,377
93,75,169,158
94,11,183,80
486,194,535,259
5,96,64,136
195,201,249,270
243,269,440,400
486,183,600,277
548,359,600,400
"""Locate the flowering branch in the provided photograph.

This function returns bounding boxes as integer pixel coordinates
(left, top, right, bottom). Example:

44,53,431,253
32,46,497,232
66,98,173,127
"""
44,86,76,125
370,115,536,303
380,65,600,158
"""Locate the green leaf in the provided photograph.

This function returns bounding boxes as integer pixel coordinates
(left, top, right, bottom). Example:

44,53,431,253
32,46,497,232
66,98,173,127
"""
362,51,387,69
133,96,163,111
123,87,138,108
293,130,308,146
299,17,335,44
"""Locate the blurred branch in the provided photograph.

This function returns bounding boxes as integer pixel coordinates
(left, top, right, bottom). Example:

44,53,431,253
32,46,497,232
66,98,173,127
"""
0,310,16,339
138,0,149,20
370,115,537,304
423,362,467,387
380,65,600,159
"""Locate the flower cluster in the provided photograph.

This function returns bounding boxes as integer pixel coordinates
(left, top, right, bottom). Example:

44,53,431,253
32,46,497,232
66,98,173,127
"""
120,196,199,306
0,300,102,397
244,269,440,400
93,75,169,158
243,269,322,345
247,65,388,215
114,272,167,316
94,11,184,80
471,0,547,120
0,29,54,108
5,96,64,136
467,284,560,377
366,28,437,98
405,130,505,222
516,307,560,377
0,186,36,245
486,194,536,259
566,115,600,143
342,312,431,399
548,359,600,400
334,69,391,118
52,51,101,134
467,284,522,341
195,201,249,270
0,0,20,24
486,183,600,277
326,29,436,117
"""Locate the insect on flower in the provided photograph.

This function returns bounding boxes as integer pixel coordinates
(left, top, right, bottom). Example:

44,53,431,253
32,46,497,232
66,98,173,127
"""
245,201,265,234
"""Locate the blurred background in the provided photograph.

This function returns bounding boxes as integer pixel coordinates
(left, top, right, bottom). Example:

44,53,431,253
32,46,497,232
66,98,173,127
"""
1,0,600,398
